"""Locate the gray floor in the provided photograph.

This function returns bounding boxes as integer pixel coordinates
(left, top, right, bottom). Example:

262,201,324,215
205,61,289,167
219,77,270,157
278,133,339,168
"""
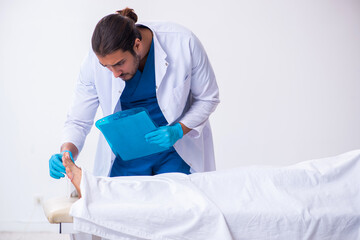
0,232,70,240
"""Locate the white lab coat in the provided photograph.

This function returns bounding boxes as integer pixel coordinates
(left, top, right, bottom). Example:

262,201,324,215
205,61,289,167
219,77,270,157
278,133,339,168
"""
62,22,220,176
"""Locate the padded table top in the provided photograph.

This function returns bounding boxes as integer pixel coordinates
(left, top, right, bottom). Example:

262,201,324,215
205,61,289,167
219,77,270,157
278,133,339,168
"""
42,197,79,223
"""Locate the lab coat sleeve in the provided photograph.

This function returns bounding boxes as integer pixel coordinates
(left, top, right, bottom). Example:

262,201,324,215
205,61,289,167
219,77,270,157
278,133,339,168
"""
179,33,220,138
61,51,99,154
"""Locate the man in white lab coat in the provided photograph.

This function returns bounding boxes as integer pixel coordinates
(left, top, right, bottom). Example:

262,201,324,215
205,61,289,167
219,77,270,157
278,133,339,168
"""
49,8,219,179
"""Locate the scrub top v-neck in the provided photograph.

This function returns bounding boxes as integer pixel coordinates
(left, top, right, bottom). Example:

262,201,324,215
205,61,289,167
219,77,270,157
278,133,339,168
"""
110,39,190,177
119,39,168,126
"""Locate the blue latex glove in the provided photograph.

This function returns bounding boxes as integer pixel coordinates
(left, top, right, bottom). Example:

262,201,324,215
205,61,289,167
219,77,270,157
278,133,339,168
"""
145,123,183,148
49,150,74,179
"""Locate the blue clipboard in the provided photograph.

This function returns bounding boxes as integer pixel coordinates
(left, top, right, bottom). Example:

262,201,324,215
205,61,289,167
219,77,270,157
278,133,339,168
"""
95,107,169,161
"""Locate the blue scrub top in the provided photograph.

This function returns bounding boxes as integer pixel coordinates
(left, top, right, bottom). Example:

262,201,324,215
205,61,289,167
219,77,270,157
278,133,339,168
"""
110,39,190,177
119,40,167,127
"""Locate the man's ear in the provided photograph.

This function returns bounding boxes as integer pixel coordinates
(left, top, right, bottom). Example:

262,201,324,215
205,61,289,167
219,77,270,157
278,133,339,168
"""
133,38,141,53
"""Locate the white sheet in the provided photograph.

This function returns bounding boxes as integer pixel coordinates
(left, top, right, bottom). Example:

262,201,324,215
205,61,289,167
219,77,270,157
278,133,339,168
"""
70,150,360,239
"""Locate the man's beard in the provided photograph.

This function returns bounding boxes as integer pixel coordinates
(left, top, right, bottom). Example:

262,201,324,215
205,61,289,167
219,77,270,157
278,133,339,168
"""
120,54,141,81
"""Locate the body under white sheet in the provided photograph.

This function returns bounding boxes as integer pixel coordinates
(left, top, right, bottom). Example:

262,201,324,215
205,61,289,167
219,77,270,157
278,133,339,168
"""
70,150,360,239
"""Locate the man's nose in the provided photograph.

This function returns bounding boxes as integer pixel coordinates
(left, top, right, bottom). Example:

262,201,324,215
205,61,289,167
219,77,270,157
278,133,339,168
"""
108,66,122,78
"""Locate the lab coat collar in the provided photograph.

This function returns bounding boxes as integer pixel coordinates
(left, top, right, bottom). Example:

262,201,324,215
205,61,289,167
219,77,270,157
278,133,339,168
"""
138,22,168,92
111,75,125,113
152,30,169,92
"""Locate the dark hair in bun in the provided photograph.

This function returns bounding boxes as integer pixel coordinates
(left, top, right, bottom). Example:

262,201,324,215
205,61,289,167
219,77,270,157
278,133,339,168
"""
116,8,138,23
92,7,141,57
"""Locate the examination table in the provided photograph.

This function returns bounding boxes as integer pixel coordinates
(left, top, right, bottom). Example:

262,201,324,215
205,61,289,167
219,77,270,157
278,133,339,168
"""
42,196,78,233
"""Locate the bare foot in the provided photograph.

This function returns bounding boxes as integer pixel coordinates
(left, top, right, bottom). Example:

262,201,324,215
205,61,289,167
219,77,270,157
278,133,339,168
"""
62,152,82,198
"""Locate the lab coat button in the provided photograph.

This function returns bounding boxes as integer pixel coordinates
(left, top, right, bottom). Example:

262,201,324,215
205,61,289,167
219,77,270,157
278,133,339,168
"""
118,90,122,93
165,62,168,66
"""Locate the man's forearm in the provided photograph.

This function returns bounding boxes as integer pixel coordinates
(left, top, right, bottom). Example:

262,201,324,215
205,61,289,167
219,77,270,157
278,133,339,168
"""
179,122,192,135
61,142,79,160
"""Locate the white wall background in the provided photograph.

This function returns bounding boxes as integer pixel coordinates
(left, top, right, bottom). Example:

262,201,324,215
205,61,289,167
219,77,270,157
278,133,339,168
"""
0,0,359,231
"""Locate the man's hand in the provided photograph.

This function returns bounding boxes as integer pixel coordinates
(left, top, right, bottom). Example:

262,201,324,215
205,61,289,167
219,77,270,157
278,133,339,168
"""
145,123,184,148
49,150,74,179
